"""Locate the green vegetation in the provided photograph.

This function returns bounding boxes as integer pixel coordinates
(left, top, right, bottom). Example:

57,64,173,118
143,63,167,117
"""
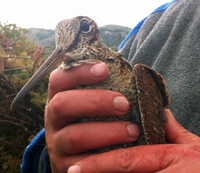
0,22,50,173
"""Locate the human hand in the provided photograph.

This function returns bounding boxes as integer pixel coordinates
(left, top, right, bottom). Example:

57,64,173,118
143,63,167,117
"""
44,63,140,172
68,109,200,173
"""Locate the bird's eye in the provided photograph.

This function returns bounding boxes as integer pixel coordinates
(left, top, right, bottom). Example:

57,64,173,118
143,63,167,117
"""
80,20,90,32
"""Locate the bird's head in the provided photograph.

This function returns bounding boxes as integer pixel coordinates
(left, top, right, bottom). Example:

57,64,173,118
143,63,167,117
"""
10,16,104,108
56,16,108,69
56,16,105,66
56,16,101,51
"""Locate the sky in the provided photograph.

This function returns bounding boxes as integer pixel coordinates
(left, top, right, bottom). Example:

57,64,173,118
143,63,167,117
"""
1,0,171,30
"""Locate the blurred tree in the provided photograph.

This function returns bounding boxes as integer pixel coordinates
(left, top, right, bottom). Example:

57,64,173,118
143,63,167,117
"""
0,22,49,173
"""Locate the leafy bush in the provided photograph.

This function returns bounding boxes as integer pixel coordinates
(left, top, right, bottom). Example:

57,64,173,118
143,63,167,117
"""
0,22,51,172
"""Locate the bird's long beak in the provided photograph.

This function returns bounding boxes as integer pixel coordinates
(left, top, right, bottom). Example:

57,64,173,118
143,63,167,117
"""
10,45,66,108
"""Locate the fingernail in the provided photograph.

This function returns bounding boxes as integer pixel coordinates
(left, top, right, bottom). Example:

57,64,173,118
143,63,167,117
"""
90,63,106,78
113,96,129,112
127,124,140,139
68,165,80,173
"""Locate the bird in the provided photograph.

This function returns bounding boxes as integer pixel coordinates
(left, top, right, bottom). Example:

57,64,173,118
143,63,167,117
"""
10,16,170,152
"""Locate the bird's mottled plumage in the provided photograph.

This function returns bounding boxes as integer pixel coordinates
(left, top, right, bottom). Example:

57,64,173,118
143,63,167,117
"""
11,16,170,152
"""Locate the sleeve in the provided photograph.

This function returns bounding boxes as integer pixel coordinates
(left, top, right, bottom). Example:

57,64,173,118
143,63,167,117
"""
21,128,51,173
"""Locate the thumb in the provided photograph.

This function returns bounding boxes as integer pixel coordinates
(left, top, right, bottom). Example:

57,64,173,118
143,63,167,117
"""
164,109,200,145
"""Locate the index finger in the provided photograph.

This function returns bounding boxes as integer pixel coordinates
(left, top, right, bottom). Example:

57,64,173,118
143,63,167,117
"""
48,62,109,101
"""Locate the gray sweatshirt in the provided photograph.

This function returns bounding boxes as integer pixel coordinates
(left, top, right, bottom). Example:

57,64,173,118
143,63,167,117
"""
119,0,200,136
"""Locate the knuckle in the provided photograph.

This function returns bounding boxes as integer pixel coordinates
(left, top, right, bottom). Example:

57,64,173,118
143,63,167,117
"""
68,130,85,145
52,93,68,114
65,126,86,154
51,93,62,112
68,130,82,144
46,141,53,155
49,70,60,90
115,148,135,171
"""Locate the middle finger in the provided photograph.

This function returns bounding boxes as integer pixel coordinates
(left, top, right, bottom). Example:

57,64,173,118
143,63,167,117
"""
45,89,129,130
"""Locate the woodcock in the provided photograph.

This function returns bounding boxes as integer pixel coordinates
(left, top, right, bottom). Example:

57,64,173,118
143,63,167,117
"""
10,16,170,152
